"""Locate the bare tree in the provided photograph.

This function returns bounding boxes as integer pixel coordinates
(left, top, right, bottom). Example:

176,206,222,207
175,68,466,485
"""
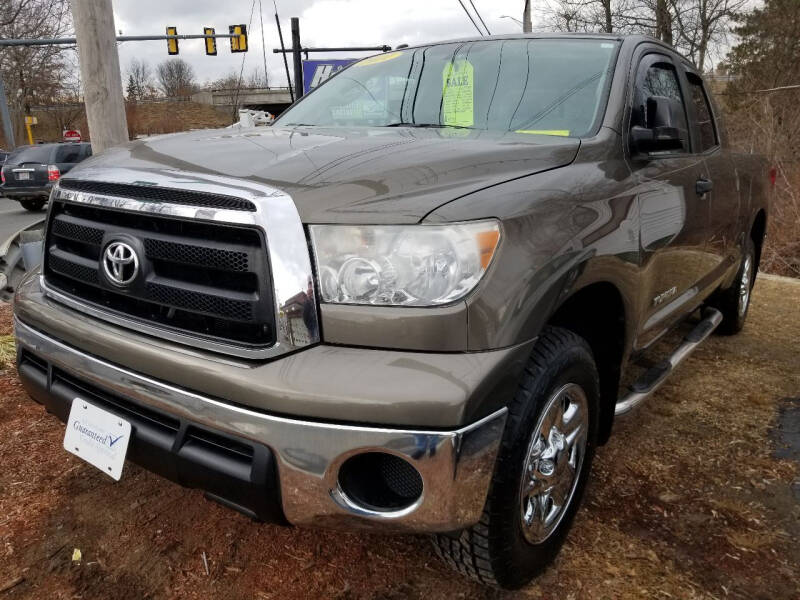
542,0,747,71
655,0,673,43
207,71,240,91
245,67,269,88
670,0,749,71
542,0,655,35
0,0,73,143
156,58,196,98
207,67,269,91
125,58,155,101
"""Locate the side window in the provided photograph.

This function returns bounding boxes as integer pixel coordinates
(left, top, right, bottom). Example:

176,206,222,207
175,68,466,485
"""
55,145,81,163
642,65,682,102
632,58,688,153
686,73,718,152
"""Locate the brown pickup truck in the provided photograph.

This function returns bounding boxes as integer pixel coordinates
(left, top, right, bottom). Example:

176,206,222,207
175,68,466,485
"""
12,33,769,588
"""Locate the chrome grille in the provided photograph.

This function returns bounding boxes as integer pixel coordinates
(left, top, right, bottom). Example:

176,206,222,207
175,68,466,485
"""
143,239,250,272
43,198,275,349
58,179,257,211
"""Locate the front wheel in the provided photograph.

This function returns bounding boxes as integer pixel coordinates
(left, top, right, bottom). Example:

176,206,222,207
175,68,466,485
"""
434,327,599,589
19,198,46,212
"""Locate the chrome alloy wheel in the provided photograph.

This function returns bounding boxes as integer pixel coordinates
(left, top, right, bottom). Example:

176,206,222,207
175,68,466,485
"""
519,383,589,544
738,253,753,317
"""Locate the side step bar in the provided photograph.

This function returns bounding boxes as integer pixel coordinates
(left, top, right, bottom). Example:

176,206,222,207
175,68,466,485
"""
615,307,723,416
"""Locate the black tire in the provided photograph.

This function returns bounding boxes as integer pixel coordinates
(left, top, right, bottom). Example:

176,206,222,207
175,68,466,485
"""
711,238,755,335
433,326,600,589
19,198,46,212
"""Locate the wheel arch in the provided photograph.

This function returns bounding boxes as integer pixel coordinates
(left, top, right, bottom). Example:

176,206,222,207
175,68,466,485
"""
546,280,628,445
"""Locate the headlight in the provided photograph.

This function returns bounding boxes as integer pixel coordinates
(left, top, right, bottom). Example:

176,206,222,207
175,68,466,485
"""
309,220,500,306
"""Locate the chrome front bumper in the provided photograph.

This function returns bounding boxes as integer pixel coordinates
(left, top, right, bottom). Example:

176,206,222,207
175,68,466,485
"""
14,318,506,532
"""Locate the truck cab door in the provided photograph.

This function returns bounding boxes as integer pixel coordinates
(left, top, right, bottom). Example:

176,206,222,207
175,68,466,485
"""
627,51,712,348
683,69,740,280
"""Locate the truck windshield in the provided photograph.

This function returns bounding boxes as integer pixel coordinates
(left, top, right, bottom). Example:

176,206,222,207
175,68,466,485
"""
277,38,619,138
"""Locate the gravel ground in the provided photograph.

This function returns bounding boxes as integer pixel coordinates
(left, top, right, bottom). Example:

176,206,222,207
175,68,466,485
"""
0,275,798,599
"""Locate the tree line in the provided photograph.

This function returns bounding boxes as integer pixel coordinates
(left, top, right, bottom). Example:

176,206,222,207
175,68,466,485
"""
539,0,749,72
124,57,270,102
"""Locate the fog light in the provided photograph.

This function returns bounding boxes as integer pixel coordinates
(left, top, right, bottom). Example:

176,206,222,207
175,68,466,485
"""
337,452,423,512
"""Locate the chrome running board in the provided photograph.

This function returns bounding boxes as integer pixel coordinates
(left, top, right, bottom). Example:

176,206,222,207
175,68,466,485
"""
615,307,723,416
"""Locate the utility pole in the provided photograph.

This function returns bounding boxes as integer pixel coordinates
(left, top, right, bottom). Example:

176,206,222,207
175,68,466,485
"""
523,0,532,33
291,17,303,99
0,76,15,149
70,0,129,152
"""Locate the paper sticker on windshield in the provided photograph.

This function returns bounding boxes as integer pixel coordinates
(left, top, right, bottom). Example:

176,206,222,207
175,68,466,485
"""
355,52,403,67
442,59,474,127
515,129,571,136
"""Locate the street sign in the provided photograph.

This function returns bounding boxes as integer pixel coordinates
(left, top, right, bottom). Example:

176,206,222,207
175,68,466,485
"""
166,26,178,54
63,129,82,142
302,59,356,94
24,115,38,125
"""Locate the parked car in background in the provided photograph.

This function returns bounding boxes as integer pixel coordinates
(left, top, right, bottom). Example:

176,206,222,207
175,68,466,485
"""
0,150,9,166
1,142,92,211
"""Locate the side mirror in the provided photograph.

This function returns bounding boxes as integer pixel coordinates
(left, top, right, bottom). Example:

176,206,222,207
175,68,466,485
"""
631,125,683,153
631,95,686,156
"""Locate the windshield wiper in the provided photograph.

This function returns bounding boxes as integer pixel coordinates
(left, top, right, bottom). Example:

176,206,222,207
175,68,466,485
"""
384,122,472,129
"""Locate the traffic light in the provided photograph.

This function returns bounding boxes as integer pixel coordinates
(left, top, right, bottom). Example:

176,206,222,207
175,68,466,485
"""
229,24,248,53
204,27,217,56
166,26,178,55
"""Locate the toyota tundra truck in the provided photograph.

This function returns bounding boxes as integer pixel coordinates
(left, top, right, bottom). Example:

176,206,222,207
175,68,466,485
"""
12,34,769,589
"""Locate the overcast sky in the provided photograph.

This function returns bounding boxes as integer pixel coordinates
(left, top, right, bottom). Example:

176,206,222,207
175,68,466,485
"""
112,0,532,87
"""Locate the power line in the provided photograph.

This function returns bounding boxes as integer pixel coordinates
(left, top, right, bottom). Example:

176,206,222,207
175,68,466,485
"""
456,0,485,36
718,83,800,96
468,0,491,35
232,0,258,119
753,83,800,93
258,0,269,87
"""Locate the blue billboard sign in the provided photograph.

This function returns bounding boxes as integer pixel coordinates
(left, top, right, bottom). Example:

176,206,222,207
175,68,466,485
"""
302,59,357,94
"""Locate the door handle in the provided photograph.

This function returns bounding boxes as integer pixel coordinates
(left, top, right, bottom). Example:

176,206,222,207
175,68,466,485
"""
696,178,713,196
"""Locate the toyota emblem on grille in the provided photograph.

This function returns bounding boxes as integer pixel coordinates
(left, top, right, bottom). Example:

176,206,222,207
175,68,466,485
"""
103,241,139,286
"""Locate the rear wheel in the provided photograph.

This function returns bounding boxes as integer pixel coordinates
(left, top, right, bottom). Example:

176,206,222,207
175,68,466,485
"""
712,238,755,335
19,199,46,212
433,327,599,589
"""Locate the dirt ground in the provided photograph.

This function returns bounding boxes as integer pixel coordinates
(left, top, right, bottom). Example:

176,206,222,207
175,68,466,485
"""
0,275,798,600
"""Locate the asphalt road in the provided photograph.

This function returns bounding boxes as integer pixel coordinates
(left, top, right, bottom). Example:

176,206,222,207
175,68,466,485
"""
0,196,46,245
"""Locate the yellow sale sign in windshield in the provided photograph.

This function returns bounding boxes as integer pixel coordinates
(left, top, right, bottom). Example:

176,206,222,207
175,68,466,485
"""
442,59,474,127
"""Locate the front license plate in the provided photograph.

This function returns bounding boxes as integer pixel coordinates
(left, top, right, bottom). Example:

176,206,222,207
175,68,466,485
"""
63,398,131,481
16,172,30,180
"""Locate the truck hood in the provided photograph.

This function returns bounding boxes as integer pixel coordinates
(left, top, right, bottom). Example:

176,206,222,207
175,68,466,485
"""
73,126,580,224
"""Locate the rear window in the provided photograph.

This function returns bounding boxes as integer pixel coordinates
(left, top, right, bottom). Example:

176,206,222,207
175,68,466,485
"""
6,145,53,165
686,73,718,152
